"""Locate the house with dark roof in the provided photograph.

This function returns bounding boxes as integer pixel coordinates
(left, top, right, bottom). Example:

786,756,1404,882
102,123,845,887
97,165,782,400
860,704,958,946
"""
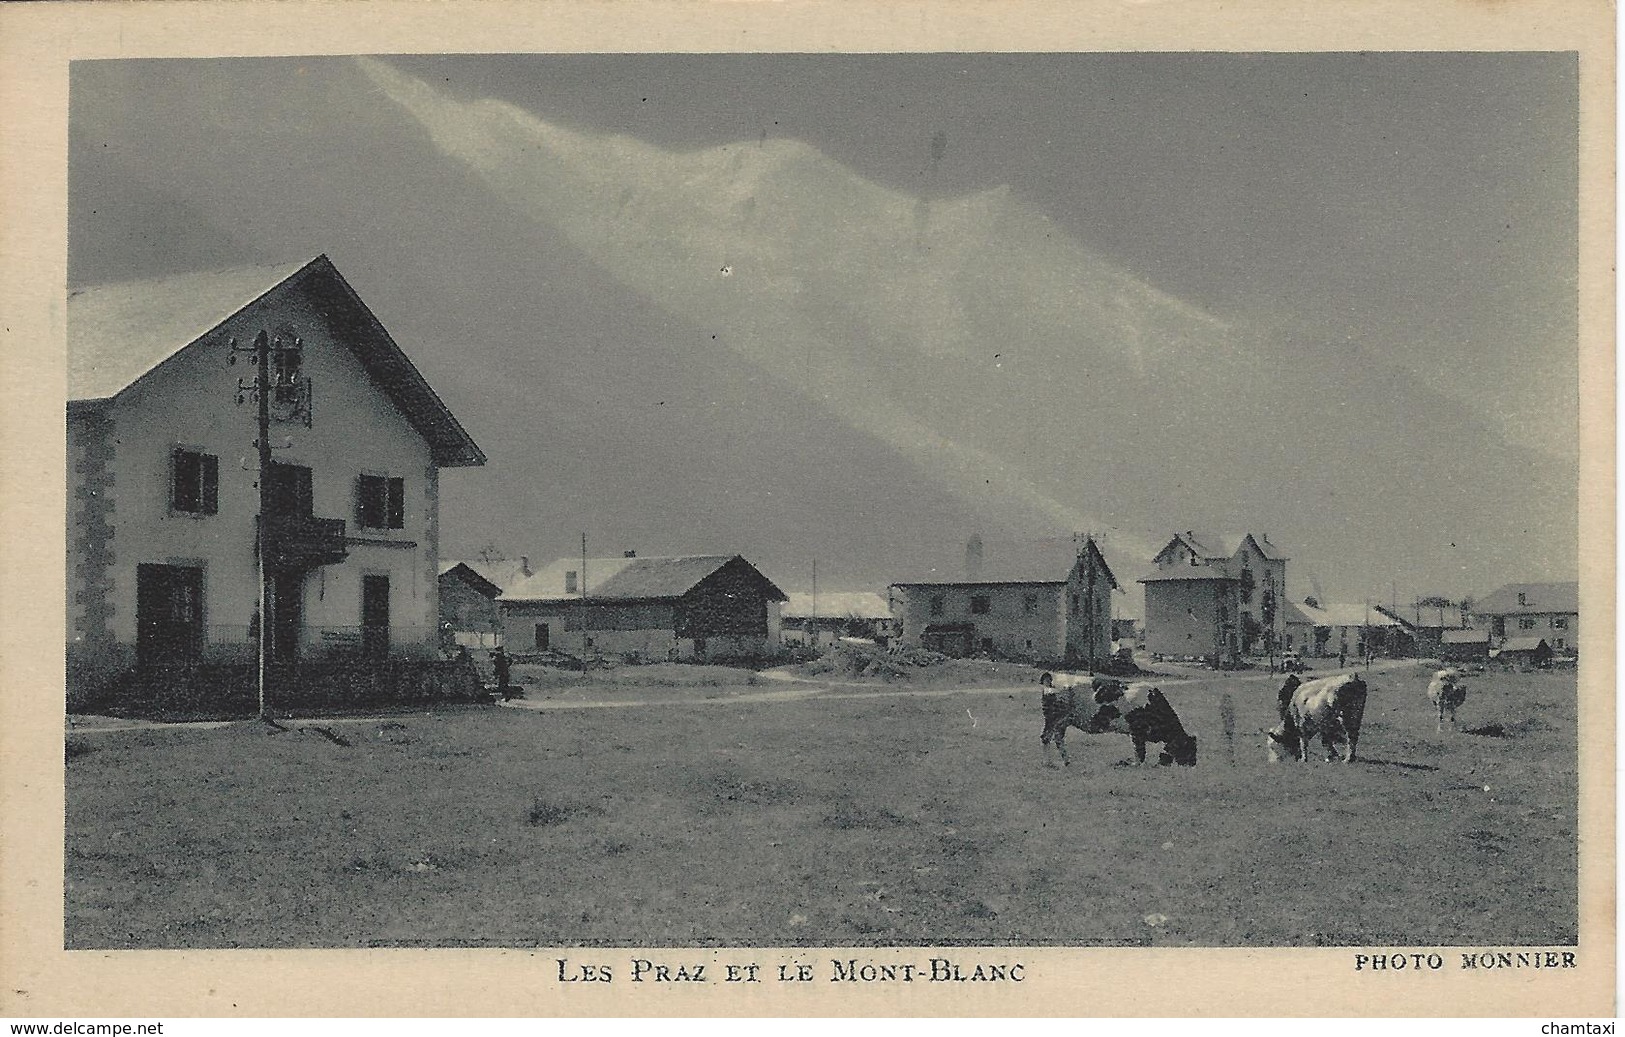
67,255,485,700
437,556,535,649
1471,581,1579,654
499,554,787,663
889,536,1119,667
1138,532,1287,665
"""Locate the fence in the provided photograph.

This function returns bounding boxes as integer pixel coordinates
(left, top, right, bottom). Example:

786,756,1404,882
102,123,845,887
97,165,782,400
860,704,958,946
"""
96,654,487,718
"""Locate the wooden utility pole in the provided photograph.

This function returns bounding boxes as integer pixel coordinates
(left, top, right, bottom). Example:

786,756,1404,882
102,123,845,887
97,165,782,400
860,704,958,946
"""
580,532,589,671
232,329,299,721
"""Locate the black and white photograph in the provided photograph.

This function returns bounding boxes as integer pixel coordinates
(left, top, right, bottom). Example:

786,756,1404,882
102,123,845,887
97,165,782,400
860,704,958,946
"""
2,0,1613,1022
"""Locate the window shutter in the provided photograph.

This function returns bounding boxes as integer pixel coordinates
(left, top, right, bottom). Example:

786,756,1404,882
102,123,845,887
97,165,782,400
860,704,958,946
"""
355,474,366,527
201,454,219,515
387,477,405,529
169,448,182,511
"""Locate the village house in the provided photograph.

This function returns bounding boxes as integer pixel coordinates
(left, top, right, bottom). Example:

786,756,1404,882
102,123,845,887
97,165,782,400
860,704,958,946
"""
499,553,787,663
66,256,486,704
780,591,897,647
1376,600,1470,656
1284,598,1411,659
889,537,1119,667
437,555,535,649
1139,532,1286,665
1471,581,1579,654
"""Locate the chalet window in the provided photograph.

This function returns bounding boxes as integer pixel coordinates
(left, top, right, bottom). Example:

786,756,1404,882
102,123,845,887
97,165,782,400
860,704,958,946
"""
1519,618,1537,630
357,474,405,530
171,448,218,515
272,340,303,400
535,623,550,650
970,595,991,615
1023,593,1039,614
1552,616,1568,629
928,594,944,616
265,462,313,518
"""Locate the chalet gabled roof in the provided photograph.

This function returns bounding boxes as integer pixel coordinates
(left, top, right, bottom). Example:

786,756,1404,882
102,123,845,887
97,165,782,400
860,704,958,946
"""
502,555,787,604
1157,530,1287,563
1072,536,1122,592
68,254,485,467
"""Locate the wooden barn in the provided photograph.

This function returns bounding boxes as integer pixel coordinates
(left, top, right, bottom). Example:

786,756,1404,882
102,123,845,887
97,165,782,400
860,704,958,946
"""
499,553,786,663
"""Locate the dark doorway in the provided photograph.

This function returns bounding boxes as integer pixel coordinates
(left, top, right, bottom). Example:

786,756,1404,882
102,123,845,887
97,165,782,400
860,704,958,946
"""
270,571,303,663
362,574,390,659
534,623,549,650
922,623,974,658
136,563,204,665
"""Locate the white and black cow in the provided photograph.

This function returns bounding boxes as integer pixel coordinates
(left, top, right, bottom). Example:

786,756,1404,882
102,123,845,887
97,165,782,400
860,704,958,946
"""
1265,673,1368,763
1040,673,1198,767
1426,667,1468,732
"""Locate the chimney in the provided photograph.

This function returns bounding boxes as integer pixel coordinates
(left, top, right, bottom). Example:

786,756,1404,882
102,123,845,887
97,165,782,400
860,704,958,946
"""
624,550,637,558
965,534,984,582
519,556,532,577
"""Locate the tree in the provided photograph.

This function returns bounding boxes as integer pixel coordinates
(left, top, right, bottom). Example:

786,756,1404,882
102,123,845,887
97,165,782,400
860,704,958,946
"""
1240,613,1263,654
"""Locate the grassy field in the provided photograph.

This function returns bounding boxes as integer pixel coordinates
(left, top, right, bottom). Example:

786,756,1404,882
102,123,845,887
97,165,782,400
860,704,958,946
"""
64,662,1577,949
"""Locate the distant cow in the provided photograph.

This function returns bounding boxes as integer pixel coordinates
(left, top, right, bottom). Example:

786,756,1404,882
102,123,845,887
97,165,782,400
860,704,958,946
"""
1427,668,1468,732
1266,673,1368,763
1040,673,1198,767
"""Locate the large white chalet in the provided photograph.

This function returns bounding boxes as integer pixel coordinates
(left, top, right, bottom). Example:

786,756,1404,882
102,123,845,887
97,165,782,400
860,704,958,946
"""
66,256,485,699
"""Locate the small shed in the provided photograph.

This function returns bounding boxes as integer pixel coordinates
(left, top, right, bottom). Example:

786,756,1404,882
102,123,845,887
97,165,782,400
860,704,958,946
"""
438,562,504,649
1493,636,1553,669
1439,628,1492,663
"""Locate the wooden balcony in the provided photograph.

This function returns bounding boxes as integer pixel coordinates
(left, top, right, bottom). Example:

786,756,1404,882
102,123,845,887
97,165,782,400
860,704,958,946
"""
261,514,348,570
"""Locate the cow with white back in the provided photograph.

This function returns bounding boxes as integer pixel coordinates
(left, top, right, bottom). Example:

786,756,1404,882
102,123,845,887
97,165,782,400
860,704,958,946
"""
1265,673,1368,763
1426,667,1468,732
1039,672,1198,767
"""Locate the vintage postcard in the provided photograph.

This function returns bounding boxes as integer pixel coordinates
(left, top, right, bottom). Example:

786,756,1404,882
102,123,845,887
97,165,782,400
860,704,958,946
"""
0,0,1613,1020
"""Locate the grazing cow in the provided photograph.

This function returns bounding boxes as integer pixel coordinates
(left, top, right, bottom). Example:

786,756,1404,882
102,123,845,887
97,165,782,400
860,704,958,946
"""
1427,668,1468,732
1266,673,1368,763
1040,673,1198,767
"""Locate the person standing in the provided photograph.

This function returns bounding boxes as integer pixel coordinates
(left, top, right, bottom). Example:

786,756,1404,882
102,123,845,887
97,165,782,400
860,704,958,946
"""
492,646,512,699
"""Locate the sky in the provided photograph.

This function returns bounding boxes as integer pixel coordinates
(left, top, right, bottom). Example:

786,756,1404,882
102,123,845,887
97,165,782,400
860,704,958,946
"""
67,53,1579,612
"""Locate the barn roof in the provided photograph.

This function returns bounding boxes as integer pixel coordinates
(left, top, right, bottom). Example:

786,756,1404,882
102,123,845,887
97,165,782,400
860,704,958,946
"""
1497,636,1552,653
501,555,786,603
1473,582,1579,616
68,255,485,467
437,562,501,599
439,557,536,593
1381,604,1468,629
782,591,892,620
1292,601,1402,628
